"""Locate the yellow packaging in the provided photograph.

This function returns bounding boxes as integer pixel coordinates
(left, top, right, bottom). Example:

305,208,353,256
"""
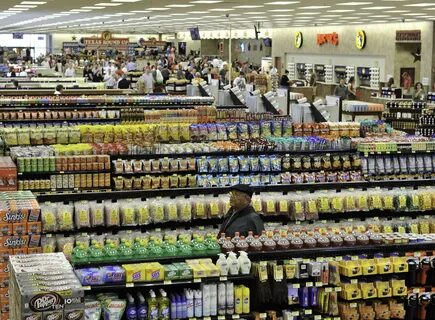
340,283,361,300
190,264,207,279
284,263,297,279
144,262,164,282
360,259,377,276
359,282,377,299
392,257,408,273
123,264,146,282
390,279,407,296
375,281,392,298
200,262,220,277
375,258,393,274
339,261,362,277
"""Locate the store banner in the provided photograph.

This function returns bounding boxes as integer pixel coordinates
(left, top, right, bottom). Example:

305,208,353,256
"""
317,32,339,46
396,30,421,42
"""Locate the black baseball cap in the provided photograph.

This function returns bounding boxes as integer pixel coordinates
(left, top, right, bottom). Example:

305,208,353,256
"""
230,184,253,198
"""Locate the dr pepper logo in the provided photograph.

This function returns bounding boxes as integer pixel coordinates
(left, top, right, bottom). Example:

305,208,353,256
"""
29,292,64,312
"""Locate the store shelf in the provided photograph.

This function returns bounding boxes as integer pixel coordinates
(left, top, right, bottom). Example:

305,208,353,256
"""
385,118,419,122
36,178,435,202
18,170,111,178
387,108,425,113
0,118,119,124
418,124,435,128
110,149,357,160
360,150,433,155
82,274,254,291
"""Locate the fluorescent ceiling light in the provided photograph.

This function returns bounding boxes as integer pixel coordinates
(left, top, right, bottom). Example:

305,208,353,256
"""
265,1,300,4
404,3,435,7
82,6,105,9
14,4,37,7
403,13,426,16
70,9,92,12
336,2,373,5
170,13,188,16
130,10,150,13
190,1,223,3
299,6,330,9
208,8,235,11
147,8,170,10
234,5,263,8
188,11,207,13
21,1,46,4
327,9,355,12
299,12,321,15
268,9,294,12
362,6,395,9
386,10,409,12
96,3,122,6
111,0,142,2
166,4,194,7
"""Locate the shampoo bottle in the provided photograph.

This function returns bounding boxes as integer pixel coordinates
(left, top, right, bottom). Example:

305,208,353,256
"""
238,251,251,275
217,253,229,276
227,252,239,275
218,282,226,316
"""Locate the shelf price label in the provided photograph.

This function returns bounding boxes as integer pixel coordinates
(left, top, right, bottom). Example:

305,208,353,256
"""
350,279,358,284
291,311,300,316
325,287,333,293
350,303,358,308
315,282,323,287
304,309,313,315
219,277,228,281
314,316,322,320
126,283,134,288
259,313,267,318
305,282,313,287
193,278,201,283
218,316,225,320
163,280,172,285
83,286,91,291
232,314,240,319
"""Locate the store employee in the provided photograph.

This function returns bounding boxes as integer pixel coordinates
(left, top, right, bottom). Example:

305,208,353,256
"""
218,184,265,237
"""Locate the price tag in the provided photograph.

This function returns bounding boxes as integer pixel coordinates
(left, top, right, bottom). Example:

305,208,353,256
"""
295,221,301,225
59,171,64,174
232,315,240,319
83,286,91,291
46,234,52,238
126,283,134,288
18,173,22,176
155,228,161,232
291,311,300,316
351,279,358,284
348,219,354,222
306,282,313,287
189,318,196,320
350,303,357,308
303,259,311,263
219,277,228,281
334,317,341,320
399,217,405,221
305,309,312,315
315,316,322,320
218,316,225,320
193,278,201,283
325,287,333,293
204,317,211,320
259,313,267,318
336,256,343,261
164,280,172,285
413,288,421,294
414,252,421,257
335,287,342,292
315,282,323,287
292,283,300,289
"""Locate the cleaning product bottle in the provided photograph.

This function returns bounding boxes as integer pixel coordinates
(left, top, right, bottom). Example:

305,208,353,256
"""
170,295,177,320
158,290,170,320
238,251,251,275
226,282,234,315
234,286,243,315
147,290,159,320
242,286,250,314
202,284,210,317
209,283,217,316
194,290,203,318
218,282,226,316
175,294,182,320
186,289,194,318
227,252,239,275
216,253,229,276
126,293,138,320
181,294,187,319
136,292,147,320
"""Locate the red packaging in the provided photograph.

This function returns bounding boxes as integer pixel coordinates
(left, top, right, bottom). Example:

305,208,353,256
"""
0,263,7,275
0,312,9,320
0,249,11,263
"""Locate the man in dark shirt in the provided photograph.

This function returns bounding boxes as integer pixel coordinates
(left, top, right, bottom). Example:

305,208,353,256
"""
219,184,265,237
334,78,349,100
280,70,290,87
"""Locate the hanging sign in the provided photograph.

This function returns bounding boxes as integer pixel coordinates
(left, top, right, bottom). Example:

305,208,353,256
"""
295,32,303,48
317,32,339,46
396,30,420,42
355,30,366,50
83,31,129,48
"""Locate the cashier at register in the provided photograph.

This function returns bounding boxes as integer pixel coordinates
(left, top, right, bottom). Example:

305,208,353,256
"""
218,184,265,237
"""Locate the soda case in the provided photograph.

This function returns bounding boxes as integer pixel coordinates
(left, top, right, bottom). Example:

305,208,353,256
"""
0,157,17,192
0,191,42,320
8,253,85,320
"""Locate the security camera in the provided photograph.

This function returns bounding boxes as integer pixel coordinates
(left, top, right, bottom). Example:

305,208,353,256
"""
122,19,124,22
147,16,150,19
402,18,405,22
225,13,230,18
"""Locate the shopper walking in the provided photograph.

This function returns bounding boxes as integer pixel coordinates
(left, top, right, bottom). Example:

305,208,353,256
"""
347,76,357,100
334,78,349,100
218,184,265,238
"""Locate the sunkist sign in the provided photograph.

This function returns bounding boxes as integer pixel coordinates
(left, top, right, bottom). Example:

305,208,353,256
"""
317,32,339,46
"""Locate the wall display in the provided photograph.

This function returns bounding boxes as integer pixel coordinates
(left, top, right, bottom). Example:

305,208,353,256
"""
295,32,303,49
355,30,366,50
396,30,421,42
317,32,339,46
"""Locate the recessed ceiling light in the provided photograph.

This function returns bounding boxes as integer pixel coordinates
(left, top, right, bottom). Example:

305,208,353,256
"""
265,1,300,5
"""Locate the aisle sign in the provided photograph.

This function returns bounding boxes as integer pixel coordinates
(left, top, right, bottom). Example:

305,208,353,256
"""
317,32,339,46
355,30,366,50
295,31,303,48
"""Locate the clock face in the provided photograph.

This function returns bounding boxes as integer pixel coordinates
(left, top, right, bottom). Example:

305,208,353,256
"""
102,31,112,41
356,30,366,50
295,32,303,48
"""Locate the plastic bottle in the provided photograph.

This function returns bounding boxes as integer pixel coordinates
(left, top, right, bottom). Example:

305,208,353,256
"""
136,292,147,320
175,294,182,320
194,290,203,318
245,231,255,245
158,290,170,320
235,236,249,252
170,295,177,320
185,289,194,318
238,251,252,275
202,284,210,317
126,293,138,320
218,283,226,316
234,286,243,315
147,290,159,320
216,253,229,276
227,252,240,275
242,286,250,314
209,283,218,316
181,294,187,319
231,232,241,245
226,282,234,315
217,233,226,247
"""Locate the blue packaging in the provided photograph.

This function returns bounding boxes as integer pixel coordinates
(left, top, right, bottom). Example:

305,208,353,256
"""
101,265,125,283
75,268,103,286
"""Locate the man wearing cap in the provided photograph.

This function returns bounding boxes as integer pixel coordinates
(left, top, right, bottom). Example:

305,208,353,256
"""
218,184,265,238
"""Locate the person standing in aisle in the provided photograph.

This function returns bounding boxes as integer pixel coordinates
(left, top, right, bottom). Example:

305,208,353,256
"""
412,82,425,101
233,72,247,91
347,76,357,100
64,64,75,77
334,78,349,100
218,184,265,238
54,84,64,95
280,70,290,87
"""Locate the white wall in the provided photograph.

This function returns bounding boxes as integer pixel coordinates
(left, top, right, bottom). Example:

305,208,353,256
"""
0,33,48,58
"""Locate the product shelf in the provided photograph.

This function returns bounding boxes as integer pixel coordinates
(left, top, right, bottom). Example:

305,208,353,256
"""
110,149,357,160
387,108,425,113
0,118,120,124
384,118,419,122
35,178,435,202
18,169,111,178
82,274,254,291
